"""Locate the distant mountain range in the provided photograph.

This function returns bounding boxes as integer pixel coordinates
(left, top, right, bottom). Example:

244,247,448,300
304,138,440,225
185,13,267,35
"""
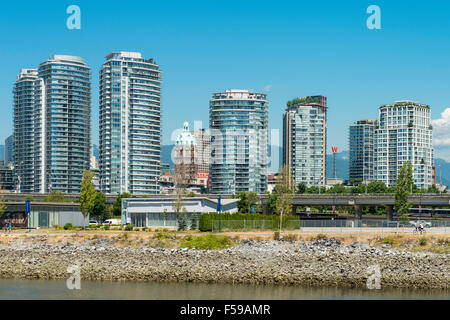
161,144,449,187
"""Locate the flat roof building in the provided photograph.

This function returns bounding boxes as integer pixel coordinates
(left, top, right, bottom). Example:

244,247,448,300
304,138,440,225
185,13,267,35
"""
99,52,162,195
349,119,378,184
209,90,268,194
283,96,327,187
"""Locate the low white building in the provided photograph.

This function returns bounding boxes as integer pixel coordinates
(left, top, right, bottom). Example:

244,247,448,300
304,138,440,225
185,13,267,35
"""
121,197,239,228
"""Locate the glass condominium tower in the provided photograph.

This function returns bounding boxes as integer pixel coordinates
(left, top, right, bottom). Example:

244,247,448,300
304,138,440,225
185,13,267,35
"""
209,90,268,194
348,119,378,183
375,100,433,189
13,69,38,193
13,56,91,193
99,52,162,195
283,96,327,187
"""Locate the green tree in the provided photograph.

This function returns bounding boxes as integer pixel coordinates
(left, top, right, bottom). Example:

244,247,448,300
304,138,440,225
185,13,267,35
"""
275,165,294,236
113,192,131,217
173,172,188,231
351,183,366,194
426,184,439,194
235,192,249,213
43,191,69,203
296,182,307,194
80,170,97,229
305,186,319,194
395,162,414,217
104,204,113,221
247,192,259,213
367,181,387,194
177,209,188,231
326,184,347,194
387,186,396,193
91,192,107,220
348,178,362,186
267,193,277,214
0,195,6,220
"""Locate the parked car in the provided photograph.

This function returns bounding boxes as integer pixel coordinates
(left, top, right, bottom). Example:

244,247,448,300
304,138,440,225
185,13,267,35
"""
409,220,432,228
89,220,98,225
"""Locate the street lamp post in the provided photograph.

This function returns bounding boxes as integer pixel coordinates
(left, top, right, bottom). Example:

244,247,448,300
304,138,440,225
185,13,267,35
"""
217,195,221,233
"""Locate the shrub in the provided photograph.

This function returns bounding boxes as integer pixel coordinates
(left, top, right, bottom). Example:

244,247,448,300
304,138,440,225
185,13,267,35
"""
155,232,169,240
64,223,73,230
315,233,328,240
103,224,110,231
197,212,301,232
199,214,213,231
378,236,395,245
283,234,298,242
191,214,199,230
419,237,428,246
154,232,176,241
177,213,188,231
125,224,134,231
142,227,148,231
180,235,234,250
273,231,280,240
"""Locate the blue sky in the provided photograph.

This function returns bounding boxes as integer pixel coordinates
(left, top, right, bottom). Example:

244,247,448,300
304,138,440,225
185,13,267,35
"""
1,0,450,159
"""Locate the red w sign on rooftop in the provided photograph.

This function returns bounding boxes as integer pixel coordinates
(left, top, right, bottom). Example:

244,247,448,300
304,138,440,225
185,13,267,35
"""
331,147,338,153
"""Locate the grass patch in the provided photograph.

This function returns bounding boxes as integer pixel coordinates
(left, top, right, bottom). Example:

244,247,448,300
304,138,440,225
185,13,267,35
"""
437,238,450,246
180,234,234,250
154,232,176,241
314,233,328,240
282,234,299,242
376,235,403,245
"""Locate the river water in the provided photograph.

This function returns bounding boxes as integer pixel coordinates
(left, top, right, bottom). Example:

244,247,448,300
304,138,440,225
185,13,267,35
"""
0,279,448,300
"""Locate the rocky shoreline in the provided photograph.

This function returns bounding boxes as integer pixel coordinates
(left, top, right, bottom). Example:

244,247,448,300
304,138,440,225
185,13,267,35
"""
0,236,449,290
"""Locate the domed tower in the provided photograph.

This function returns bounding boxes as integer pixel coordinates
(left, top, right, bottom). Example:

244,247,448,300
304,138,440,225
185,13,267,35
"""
174,122,198,187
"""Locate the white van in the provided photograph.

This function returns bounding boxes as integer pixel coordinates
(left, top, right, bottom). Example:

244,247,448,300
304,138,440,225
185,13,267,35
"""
103,219,122,225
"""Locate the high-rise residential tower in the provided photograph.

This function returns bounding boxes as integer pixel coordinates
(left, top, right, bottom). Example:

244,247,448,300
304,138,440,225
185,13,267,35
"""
99,52,162,195
5,135,14,165
348,119,377,183
375,100,433,189
283,96,327,187
193,128,210,174
209,90,268,194
13,69,38,193
35,55,91,193
13,56,91,194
